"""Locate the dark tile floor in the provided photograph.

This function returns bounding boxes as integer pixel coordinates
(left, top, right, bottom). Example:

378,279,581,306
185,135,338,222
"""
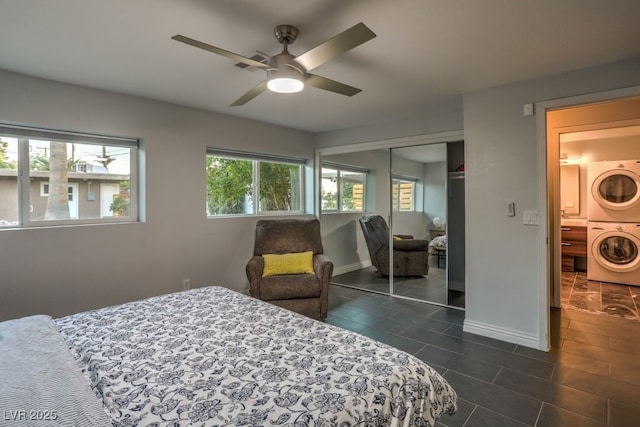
562,272,640,321
326,284,640,426
332,262,465,308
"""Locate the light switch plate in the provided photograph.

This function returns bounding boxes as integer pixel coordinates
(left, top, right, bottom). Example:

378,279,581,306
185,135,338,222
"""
523,209,539,225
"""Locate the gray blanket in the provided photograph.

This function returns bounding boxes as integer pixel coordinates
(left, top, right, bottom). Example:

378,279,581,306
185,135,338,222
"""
0,315,111,427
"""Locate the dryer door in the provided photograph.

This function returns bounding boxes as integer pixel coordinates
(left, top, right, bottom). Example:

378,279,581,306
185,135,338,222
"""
592,231,640,272
591,169,640,211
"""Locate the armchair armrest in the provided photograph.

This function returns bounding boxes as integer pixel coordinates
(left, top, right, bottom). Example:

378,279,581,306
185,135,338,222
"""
313,254,333,280
393,239,429,251
245,256,265,298
313,254,334,319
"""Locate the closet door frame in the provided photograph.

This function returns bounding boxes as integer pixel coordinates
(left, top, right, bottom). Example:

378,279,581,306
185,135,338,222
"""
316,130,463,302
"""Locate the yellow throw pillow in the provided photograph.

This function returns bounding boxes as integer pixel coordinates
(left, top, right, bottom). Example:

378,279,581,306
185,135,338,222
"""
393,236,402,241
262,251,314,277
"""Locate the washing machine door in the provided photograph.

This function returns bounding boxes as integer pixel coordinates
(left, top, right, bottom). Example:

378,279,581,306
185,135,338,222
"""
591,168,640,211
592,231,640,272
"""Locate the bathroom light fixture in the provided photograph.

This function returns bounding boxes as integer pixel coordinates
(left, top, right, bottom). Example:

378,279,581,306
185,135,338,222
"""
560,156,582,165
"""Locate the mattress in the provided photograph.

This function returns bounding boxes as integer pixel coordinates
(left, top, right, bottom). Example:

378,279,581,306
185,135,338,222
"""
5,286,457,426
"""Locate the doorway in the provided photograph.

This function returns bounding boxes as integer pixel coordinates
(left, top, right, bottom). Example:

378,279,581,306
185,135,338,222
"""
546,96,640,322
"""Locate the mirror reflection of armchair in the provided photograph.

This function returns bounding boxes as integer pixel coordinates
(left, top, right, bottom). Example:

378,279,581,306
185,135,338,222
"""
359,215,429,276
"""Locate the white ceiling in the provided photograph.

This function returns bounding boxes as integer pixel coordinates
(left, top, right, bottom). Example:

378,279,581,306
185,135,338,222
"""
1,0,640,133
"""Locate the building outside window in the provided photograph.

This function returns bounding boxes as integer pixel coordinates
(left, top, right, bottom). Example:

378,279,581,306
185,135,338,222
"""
0,125,138,227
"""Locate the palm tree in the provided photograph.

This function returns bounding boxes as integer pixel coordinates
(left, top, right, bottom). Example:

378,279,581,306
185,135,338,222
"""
44,141,70,220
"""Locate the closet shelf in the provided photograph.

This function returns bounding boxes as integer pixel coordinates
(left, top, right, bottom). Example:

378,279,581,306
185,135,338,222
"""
447,171,465,179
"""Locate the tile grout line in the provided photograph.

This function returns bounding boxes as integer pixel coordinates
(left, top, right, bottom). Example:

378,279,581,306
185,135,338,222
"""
532,401,544,427
490,366,503,385
460,404,478,427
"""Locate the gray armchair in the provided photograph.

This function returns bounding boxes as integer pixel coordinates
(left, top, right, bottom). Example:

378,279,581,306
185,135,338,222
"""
359,215,429,276
246,218,333,320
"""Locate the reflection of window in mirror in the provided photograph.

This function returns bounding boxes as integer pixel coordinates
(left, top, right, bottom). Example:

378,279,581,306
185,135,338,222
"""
560,164,580,215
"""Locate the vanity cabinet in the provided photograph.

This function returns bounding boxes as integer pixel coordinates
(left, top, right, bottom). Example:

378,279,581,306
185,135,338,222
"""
561,225,587,272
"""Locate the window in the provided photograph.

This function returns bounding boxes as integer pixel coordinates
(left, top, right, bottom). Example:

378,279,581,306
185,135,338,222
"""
206,149,305,216
392,177,416,211
0,125,138,227
321,164,366,212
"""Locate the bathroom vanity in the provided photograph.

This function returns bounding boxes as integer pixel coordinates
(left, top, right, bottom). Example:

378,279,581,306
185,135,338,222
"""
561,219,587,272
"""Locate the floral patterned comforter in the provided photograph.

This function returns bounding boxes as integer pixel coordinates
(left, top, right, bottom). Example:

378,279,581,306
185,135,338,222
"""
56,286,457,426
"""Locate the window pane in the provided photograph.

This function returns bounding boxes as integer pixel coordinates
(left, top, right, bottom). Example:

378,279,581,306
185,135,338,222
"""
398,181,414,211
341,171,364,211
392,180,399,210
258,161,301,212
321,168,338,210
206,155,253,215
0,137,18,226
28,140,132,221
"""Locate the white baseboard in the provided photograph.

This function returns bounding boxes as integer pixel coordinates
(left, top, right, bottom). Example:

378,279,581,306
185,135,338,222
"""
463,319,542,349
332,260,372,276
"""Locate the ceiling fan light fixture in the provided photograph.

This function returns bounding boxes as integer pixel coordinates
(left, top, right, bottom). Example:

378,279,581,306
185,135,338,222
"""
267,76,304,93
267,53,304,93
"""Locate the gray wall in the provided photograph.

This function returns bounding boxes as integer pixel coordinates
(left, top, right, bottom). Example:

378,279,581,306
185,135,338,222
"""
4,54,640,348
315,56,640,348
463,56,640,346
0,69,314,321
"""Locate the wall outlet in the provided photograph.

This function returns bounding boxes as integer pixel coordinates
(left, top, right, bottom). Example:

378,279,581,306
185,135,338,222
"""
182,279,190,291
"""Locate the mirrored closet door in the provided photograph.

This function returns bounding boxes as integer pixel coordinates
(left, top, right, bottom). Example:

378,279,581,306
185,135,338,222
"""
320,140,465,309
321,148,391,295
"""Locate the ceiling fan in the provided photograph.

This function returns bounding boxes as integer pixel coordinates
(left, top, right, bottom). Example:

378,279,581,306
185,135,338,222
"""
171,22,376,106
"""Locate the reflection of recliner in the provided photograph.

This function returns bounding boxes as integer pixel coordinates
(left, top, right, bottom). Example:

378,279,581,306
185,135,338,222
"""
359,215,429,276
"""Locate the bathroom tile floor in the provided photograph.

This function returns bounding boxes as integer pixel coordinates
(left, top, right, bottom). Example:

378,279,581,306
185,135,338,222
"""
327,284,640,426
561,272,640,321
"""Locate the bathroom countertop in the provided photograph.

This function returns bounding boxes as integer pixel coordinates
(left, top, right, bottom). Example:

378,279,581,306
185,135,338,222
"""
561,218,587,227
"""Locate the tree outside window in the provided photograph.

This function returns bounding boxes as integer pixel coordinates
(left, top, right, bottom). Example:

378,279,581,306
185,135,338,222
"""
206,154,303,216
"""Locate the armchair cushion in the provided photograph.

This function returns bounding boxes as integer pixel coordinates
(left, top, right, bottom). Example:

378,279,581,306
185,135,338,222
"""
393,239,429,251
262,251,314,277
257,274,322,301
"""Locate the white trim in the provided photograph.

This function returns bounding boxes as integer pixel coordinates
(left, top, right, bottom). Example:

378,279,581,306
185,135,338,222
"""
464,319,541,349
331,260,372,276
317,130,464,156
536,85,640,352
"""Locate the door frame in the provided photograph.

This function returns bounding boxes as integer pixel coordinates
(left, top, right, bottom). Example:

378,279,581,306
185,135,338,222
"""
536,85,640,351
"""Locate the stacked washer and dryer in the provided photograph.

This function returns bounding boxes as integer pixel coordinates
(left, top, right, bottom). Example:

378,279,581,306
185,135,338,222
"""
587,160,640,286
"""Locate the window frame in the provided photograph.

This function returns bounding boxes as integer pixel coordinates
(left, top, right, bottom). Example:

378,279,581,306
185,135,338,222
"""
206,148,307,217
321,162,367,213
392,176,417,212
0,124,139,228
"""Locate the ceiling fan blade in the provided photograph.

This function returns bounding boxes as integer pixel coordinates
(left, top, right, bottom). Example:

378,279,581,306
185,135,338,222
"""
230,81,268,106
295,22,376,72
172,34,269,69
304,74,361,97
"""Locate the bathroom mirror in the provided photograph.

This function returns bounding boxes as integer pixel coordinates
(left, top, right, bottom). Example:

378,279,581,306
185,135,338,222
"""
560,163,580,215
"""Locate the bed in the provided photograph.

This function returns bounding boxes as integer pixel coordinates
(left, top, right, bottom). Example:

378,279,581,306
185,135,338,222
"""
1,286,457,426
429,235,447,268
